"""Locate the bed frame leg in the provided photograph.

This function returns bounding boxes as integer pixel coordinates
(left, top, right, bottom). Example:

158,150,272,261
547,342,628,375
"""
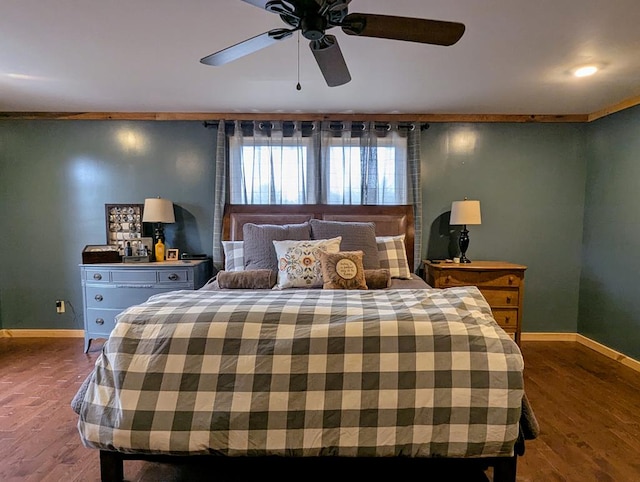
100,450,124,482
493,455,517,482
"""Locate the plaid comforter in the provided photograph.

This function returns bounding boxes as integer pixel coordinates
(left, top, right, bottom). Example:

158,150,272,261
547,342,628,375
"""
77,287,524,458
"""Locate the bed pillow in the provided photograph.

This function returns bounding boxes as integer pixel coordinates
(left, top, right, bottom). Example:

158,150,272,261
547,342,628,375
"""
364,269,392,289
217,269,276,289
222,240,244,272
318,250,368,290
272,237,342,289
376,234,412,279
309,219,380,269
243,222,311,272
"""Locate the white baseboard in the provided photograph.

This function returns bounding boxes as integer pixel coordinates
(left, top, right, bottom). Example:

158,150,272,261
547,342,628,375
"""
521,332,578,342
522,332,640,373
0,329,84,338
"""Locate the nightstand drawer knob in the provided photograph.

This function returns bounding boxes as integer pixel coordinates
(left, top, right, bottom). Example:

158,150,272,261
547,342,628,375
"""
93,273,102,280
95,318,104,325
168,273,179,281
505,316,511,323
506,296,512,304
446,275,451,283
508,276,514,285
94,294,103,302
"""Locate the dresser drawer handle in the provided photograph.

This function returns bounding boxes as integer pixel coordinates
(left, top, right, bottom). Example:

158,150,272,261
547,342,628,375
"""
95,318,105,325
505,316,511,323
506,296,512,304
93,273,102,280
508,276,514,285
445,275,451,283
94,294,103,302
168,273,179,281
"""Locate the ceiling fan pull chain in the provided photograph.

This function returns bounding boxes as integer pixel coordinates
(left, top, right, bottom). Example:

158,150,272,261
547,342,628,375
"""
296,31,302,91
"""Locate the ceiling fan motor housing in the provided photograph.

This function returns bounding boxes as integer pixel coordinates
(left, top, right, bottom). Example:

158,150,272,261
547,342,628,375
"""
301,15,327,40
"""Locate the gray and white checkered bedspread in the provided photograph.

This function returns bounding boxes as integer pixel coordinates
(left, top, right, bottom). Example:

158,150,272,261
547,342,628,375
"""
77,286,524,458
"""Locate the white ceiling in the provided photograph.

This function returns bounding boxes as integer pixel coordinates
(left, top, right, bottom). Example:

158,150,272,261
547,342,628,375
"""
2,0,640,115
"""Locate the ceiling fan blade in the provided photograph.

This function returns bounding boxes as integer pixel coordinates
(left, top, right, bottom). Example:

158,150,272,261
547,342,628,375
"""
310,35,351,87
342,13,465,46
240,0,271,9
200,29,294,66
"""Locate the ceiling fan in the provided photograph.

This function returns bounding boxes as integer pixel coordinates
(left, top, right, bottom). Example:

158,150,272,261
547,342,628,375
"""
200,0,465,87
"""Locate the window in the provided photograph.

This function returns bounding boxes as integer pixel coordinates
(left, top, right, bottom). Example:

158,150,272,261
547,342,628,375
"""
228,121,408,205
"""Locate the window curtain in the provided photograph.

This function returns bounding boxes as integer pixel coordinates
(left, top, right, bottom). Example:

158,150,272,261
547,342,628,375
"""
229,120,317,204
212,119,423,273
319,121,408,205
212,119,227,269
407,126,422,272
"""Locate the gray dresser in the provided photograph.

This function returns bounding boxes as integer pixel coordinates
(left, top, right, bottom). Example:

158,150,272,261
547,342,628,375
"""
80,260,212,352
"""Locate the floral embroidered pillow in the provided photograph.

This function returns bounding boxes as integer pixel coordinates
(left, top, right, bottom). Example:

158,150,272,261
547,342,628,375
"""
272,237,342,289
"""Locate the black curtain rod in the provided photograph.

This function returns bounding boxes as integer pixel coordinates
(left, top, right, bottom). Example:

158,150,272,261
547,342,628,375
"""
202,120,430,130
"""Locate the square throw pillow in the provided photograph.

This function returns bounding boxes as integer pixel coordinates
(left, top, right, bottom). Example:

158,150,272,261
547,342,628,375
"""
309,219,380,270
222,240,244,272
376,234,412,279
272,237,342,289
243,222,311,272
318,250,368,290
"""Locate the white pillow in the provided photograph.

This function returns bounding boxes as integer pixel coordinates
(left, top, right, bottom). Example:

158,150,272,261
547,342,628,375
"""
272,237,342,289
222,240,244,272
376,234,412,279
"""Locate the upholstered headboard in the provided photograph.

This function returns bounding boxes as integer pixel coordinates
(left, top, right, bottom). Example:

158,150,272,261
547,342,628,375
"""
222,204,415,269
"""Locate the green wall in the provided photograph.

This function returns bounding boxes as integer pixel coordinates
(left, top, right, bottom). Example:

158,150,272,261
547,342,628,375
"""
0,120,216,330
421,123,587,333
579,105,640,359
1,115,628,357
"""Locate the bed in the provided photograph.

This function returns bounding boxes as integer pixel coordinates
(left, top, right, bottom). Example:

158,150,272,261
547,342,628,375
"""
73,204,537,481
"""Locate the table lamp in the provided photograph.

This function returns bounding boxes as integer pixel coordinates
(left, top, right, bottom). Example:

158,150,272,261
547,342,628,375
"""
142,197,175,244
450,199,482,263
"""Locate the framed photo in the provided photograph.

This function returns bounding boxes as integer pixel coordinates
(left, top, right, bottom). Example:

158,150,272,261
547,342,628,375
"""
166,248,179,261
105,203,145,253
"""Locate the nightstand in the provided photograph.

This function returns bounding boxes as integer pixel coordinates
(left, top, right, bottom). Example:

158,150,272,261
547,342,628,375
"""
80,260,212,352
423,260,527,345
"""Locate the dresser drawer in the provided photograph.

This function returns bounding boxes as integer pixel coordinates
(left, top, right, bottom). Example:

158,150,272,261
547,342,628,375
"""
438,270,522,288
491,309,519,328
85,285,163,309
111,270,157,284
479,288,519,307
475,270,521,287
439,271,477,286
158,269,190,284
85,308,121,336
84,269,111,283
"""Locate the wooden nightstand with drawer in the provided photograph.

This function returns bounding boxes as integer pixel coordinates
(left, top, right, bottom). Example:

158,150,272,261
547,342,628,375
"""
423,261,527,345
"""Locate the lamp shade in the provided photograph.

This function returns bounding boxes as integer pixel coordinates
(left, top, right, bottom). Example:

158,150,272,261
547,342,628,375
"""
142,197,175,224
450,200,482,225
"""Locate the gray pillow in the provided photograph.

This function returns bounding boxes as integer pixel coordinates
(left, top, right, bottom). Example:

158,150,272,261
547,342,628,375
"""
243,222,311,272
309,219,380,269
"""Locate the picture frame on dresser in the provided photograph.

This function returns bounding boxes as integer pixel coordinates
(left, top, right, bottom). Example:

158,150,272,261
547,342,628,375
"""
105,203,145,254
166,248,179,260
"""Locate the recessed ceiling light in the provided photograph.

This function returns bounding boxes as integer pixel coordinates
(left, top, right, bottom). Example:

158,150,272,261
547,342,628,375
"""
573,65,598,78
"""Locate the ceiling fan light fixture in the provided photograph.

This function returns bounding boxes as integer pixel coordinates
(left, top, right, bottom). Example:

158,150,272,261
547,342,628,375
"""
573,65,598,78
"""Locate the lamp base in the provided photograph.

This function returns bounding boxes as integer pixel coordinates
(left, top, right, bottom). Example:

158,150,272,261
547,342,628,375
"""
458,225,472,264
153,223,165,243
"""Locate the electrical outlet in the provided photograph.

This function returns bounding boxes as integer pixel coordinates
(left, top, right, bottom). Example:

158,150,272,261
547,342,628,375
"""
56,300,65,314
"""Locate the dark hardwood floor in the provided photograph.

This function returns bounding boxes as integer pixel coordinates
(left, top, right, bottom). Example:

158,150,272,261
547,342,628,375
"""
1,337,639,481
